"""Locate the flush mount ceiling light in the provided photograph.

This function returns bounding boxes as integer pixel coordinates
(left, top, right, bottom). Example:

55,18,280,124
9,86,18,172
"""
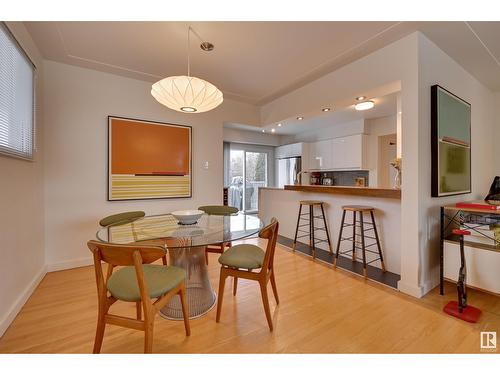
151,26,223,113
354,100,375,111
322,108,331,112
356,96,366,101
271,128,276,133
262,130,265,133
277,123,282,127
297,116,304,120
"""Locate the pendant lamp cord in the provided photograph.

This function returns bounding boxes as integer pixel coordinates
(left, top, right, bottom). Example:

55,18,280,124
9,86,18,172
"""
187,26,191,77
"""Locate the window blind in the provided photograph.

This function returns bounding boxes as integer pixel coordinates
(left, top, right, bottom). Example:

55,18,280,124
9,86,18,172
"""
0,23,35,160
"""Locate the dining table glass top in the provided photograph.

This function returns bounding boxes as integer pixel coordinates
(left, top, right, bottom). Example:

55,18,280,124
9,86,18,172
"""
96,212,263,248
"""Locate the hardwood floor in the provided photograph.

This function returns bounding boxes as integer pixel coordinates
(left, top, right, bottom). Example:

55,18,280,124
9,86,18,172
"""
0,239,499,353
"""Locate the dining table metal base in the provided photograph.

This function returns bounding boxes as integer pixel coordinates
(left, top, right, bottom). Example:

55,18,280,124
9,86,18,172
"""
159,245,217,320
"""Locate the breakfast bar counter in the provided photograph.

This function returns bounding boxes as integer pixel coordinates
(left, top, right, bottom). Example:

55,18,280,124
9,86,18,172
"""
283,184,401,199
258,185,401,278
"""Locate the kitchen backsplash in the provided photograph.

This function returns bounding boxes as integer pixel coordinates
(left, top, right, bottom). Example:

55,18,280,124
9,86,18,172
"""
318,170,369,186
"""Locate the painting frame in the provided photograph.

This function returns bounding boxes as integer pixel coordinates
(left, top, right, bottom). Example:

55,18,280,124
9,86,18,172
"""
107,115,192,201
431,84,471,197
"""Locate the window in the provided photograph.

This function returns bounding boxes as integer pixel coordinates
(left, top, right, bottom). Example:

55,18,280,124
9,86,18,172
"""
0,23,35,160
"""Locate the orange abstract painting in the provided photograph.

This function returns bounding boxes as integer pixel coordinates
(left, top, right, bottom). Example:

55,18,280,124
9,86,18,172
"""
108,116,192,200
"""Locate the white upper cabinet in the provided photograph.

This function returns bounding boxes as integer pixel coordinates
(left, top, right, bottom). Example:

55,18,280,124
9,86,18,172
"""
306,134,367,171
308,139,333,170
275,142,303,159
331,134,367,169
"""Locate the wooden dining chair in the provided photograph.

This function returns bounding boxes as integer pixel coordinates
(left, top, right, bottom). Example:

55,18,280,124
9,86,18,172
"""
87,240,190,353
198,205,239,265
216,218,279,331
99,211,167,281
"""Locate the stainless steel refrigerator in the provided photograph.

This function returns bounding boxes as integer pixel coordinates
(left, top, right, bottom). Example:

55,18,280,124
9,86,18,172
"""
277,157,301,188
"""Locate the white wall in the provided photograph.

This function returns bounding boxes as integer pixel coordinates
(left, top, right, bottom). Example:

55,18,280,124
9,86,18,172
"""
43,61,260,271
223,127,282,146
0,23,46,337
416,33,497,292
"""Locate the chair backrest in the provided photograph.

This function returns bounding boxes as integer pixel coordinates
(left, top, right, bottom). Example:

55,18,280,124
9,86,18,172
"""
198,205,238,215
258,218,279,272
99,211,145,227
87,240,165,266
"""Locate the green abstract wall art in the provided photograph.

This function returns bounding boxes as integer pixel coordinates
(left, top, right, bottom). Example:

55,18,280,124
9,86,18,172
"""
431,85,471,197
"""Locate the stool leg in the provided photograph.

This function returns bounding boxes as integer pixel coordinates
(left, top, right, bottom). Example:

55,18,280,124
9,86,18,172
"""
352,211,357,261
370,211,386,272
292,204,303,251
334,210,346,267
310,205,316,259
359,212,367,278
320,203,333,253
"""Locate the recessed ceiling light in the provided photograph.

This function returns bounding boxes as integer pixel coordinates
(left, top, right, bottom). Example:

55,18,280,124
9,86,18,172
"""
354,100,375,111
277,123,282,127
356,96,366,101
271,128,275,133
297,116,303,120
322,108,331,112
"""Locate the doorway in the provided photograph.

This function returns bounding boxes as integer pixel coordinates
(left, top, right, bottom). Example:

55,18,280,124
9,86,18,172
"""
225,143,272,213
378,133,397,188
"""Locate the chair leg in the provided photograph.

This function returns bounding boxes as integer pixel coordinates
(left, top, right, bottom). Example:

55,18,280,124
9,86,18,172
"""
320,203,333,253
136,301,142,320
205,250,209,265
216,269,227,323
179,286,191,336
370,211,386,272
259,281,273,331
292,204,303,251
334,210,346,267
352,211,357,261
270,271,279,305
92,309,106,354
162,255,167,265
144,317,154,354
233,277,238,296
359,212,367,278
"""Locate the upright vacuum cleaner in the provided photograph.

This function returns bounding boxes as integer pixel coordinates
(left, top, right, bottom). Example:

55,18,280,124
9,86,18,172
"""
443,229,482,323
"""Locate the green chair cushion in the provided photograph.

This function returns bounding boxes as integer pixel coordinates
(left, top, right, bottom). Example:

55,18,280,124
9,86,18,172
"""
198,205,238,215
218,244,265,270
99,211,145,227
107,264,185,302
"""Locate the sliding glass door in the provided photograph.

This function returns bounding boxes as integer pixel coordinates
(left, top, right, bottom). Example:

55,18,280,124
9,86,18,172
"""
226,144,271,213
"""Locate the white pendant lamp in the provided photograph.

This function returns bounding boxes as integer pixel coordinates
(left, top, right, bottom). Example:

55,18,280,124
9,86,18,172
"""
151,26,223,113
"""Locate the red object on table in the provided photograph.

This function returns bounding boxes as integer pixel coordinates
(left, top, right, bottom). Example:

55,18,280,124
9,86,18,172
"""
443,301,481,323
452,229,471,236
455,201,500,210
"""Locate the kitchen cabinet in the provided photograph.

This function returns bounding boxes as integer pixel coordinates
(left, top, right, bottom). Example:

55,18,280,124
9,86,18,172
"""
275,142,303,159
331,134,367,169
307,139,333,170
306,134,367,171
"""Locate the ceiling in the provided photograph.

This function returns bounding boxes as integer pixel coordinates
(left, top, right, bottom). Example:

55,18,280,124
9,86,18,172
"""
24,21,500,105
228,93,398,135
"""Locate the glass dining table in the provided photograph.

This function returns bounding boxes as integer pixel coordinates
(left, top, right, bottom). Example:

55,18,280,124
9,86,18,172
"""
96,212,263,320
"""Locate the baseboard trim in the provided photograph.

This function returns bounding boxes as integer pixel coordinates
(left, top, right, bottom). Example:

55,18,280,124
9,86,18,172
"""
47,257,94,272
0,265,47,338
397,280,425,298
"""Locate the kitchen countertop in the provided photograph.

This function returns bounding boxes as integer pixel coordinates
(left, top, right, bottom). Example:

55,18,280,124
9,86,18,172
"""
281,184,401,199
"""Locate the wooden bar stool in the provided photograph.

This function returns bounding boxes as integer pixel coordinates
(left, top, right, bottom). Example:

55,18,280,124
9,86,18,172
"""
292,200,333,259
333,205,385,278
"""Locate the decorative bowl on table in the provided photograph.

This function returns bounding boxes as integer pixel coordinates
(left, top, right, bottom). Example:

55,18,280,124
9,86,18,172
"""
171,210,204,225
